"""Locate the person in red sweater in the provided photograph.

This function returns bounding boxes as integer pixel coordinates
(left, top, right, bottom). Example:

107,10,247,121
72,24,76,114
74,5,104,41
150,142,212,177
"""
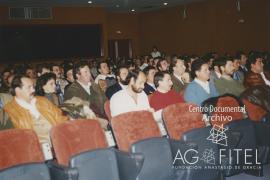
150,71,184,111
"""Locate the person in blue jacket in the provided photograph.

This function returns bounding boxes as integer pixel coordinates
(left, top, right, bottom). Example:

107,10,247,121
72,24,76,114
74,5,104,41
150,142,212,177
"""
184,58,219,106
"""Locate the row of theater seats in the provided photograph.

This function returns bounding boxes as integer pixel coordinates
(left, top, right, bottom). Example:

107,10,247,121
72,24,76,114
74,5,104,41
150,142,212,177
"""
0,94,269,180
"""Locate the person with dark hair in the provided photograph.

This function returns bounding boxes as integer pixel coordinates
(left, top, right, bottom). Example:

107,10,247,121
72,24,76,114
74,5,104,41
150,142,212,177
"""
140,56,149,70
157,59,168,72
232,56,245,83
126,60,136,71
236,51,248,75
110,71,152,117
105,65,129,100
51,64,68,103
151,46,161,58
184,59,219,106
143,66,156,95
0,69,12,93
170,58,189,93
149,71,184,111
209,57,222,84
63,64,74,91
202,53,215,69
4,75,68,145
214,57,245,96
244,52,270,88
35,73,59,106
185,55,197,73
153,57,160,70
36,63,50,77
64,61,107,118
95,61,116,91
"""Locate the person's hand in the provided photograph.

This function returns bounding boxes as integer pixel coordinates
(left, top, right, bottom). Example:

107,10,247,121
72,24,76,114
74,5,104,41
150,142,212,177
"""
182,72,190,83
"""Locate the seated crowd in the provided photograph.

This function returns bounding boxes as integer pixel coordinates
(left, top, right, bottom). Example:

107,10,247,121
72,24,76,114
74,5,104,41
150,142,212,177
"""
0,49,269,149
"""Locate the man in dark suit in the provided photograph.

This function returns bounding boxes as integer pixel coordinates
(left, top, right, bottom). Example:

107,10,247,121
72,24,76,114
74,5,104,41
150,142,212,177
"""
170,58,189,93
143,66,156,95
236,51,248,75
105,65,129,100
64,61,107,118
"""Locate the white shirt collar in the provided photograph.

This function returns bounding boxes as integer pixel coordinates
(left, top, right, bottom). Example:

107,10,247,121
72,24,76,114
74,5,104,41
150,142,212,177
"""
173,73,184,85
77,80,91,95
119,83,128,89
15,97,40,118
194,78,210,94
260,72,270,86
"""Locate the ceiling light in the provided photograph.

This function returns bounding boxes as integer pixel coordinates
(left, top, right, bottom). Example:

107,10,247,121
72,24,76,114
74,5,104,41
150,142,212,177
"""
163,2,168,6
131,9,135,12
88,1,92,4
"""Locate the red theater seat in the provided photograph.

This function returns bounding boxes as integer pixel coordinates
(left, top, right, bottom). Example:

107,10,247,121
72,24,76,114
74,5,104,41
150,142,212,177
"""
162,103,205,140
210,96,244,127
111,111,161,152
242,98,268,122
0,129,44,170
51,119,108,166
104,100,112,121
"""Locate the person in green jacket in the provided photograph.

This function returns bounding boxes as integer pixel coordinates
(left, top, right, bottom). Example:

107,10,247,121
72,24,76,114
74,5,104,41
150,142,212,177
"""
214,56,245,97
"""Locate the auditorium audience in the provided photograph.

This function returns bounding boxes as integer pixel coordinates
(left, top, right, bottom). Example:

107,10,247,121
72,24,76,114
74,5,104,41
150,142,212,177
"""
95,61,116,91
63,64,74,91
150,71,184,111
140,56,149,70
244,52,270,88
0,49,269,135
51,64,68,103
232,56,245,83
35,73,60,106
143,66,157,95
237,51,248,75
4,75,68,145
214,56,245,96
0,69,11,93
209,59,221,84
184,58,219,106
170,57,189,93
36,63,50,77
64,61,107,118
151,46,161,58
110,71,153,117
105,65,129,100
157,59,169,72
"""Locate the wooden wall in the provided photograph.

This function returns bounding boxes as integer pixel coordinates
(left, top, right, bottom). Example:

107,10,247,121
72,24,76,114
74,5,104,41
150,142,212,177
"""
139,0,270,55
0,0,269,62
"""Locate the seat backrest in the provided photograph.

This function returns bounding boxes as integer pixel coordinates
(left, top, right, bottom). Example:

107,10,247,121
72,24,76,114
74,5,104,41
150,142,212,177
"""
51,120,108,166
211,96,244,127
0,129,44,170
130,138,175,180
104,100,112,121
70,148,143,180
163,103,205,140
0,163,50,180
242,98,268,122
111,111,161,151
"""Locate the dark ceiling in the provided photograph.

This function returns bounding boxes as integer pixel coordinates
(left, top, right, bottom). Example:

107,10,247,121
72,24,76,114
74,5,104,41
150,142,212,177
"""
0,0,205,12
